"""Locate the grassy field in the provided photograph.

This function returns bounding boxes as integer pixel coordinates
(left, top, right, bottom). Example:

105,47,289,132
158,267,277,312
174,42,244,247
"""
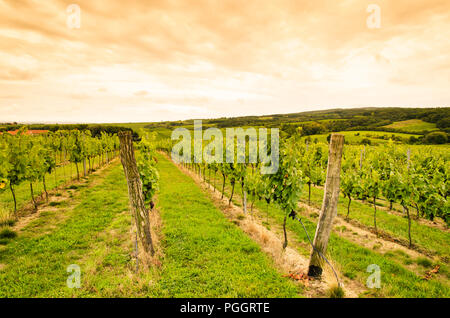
383,119,438,132
0,155,302,297
303,131,421,145
0,136,448,298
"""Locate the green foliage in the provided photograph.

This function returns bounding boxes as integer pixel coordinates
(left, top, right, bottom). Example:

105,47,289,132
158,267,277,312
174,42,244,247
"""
423,131,448,144
137,132,160,204
268,140,303,213
0,227,17,239
0,127,120,215
0,135,9,191
415,257,433,268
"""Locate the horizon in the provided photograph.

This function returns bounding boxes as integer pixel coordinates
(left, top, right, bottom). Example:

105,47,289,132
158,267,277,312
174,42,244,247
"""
1,1,450,123
1,105,448,125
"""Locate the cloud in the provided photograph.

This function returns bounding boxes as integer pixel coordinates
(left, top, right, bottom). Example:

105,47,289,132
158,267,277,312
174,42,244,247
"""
134,90,148,97
0,0,449,123
0,67,36,81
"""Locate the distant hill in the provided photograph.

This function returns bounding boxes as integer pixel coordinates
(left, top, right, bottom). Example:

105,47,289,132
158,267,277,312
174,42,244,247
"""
144,106,450,136
4,107,449,144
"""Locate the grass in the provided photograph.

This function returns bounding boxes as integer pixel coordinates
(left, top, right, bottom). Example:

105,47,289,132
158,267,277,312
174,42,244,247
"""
327,285,345,298
203,166,450,297
259,200,449,297
0,228,17,239
0,155,303,298
1,146,447,298
0,162,140,297
416,257,433,268
303,130,422,145
383,120,438,132
152,153,302,297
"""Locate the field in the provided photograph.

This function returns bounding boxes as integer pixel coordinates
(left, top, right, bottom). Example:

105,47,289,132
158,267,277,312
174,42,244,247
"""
195,162,449,297
0,156,303,297
0,109,448,299
383,119,438,132
2,0,450,307
302,130,422,145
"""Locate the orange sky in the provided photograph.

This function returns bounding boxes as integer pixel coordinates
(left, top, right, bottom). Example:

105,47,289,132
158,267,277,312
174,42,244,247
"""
0,0,449,123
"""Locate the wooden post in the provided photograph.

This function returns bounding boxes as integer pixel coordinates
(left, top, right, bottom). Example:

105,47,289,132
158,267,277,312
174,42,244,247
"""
308,134,344,277
118,131,155,256
83,158,87,177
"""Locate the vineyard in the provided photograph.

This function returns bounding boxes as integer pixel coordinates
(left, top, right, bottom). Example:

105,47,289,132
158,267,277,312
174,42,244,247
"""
0,128,119,223
0,126,448,298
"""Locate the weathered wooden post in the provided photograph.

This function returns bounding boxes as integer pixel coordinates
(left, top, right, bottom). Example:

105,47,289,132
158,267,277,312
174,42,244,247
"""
308,134,344,277
118,131,155,256
83,158,87,177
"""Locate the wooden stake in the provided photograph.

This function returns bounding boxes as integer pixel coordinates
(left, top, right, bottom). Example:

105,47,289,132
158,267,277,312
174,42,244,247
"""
118,131,155,256
308,134,344,277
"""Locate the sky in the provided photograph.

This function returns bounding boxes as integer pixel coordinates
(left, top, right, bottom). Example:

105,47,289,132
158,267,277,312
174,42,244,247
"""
0,0,449,123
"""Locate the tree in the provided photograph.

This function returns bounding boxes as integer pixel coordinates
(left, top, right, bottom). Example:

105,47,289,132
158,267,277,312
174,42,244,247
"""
423,131,448,144
69,131,83,180
0,135,10,193
41,135,57,201
245,164,262,213
269,139,303,249
301,143,326,205
6,128,30,218
24,139,45,212
364,168,381,234
219,163,228,200
340,169,358,219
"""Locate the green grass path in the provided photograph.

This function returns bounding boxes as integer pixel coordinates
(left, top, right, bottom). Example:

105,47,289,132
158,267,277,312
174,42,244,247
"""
0,162,132,297
152,153,301,297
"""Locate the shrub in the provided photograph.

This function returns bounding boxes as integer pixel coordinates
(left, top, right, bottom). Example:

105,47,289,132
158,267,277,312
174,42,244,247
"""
423,131,448,144
0,219,16,227
416,257,433,268
327,285,345,298
0,228,17,239
344,272,356,279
